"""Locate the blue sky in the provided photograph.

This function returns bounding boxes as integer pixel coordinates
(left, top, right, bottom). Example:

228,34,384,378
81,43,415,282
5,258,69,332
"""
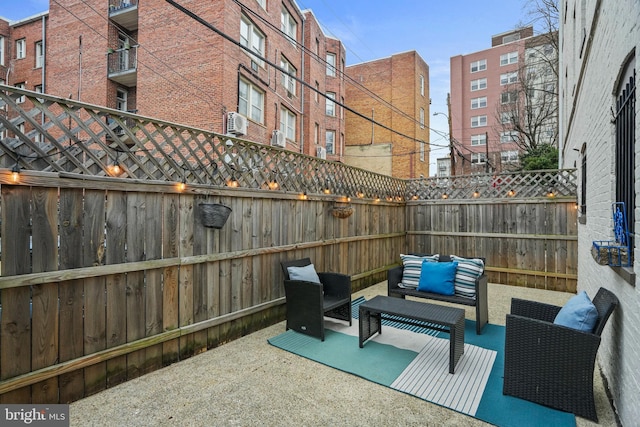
1,0,530,170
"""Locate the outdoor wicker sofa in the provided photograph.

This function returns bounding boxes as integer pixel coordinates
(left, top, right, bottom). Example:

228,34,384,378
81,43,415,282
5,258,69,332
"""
281,258,352,341
387,254,488,334
503,287,619,421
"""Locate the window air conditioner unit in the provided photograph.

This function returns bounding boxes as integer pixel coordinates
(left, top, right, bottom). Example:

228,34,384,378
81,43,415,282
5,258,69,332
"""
227,112,247,135
271,130,286,148
316,146,327,160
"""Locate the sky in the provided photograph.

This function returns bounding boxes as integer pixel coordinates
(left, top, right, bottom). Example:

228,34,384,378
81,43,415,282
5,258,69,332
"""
1,0,533,173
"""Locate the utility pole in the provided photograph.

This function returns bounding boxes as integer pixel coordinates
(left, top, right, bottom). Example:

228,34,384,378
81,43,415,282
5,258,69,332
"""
446,93,455,176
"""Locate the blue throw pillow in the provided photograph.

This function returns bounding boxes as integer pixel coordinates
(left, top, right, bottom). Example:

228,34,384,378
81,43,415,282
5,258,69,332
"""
417,260,458,295
554,291,598,332
287,264,321,284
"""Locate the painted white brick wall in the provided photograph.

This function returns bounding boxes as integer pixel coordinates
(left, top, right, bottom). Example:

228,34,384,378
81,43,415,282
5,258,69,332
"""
560,1,640,425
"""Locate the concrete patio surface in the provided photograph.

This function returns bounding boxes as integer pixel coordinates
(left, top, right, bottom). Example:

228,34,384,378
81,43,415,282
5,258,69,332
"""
69,282,618,426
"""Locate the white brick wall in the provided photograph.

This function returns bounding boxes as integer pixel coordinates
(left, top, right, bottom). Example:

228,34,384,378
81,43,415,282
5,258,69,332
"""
560,1,640,425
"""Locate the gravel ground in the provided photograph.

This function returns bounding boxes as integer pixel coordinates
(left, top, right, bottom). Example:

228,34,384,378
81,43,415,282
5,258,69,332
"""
70,282,618,427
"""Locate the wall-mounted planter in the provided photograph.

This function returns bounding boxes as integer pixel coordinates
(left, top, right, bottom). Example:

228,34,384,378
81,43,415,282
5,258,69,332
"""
199,203,232,229
331,202,354,219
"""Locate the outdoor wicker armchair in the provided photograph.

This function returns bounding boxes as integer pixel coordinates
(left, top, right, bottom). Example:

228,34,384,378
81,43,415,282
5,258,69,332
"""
281,258,352,341
503,287,619,421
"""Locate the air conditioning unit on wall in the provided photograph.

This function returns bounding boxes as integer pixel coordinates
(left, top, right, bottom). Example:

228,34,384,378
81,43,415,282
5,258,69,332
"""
316,146,327,159
271,130,286,148
227,112,247,135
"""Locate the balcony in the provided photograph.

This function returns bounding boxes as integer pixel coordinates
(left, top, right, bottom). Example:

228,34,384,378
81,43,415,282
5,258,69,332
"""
108,0,138,31
107,46,137,87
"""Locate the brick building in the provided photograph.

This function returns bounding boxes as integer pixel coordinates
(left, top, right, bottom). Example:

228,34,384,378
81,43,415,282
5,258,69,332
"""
344,51,430,179
2,0,347,161
450,27,533,175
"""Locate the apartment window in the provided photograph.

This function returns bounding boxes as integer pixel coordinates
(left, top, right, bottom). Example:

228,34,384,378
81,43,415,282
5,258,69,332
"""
16,38,26,59
280,56,296,96
116,88,127,111
471,153,486,164
501,150,519,163
470,59,486,73
280,7,297,42
240,16,265,67
501,91,518,104
325,92,335,116
500,72,517,85
239,78,265,123
471,78,487,91
326,53,336,77
500,131,518,143
15,82,26,103
420,141,425,162
326,130,335,154
0,36,4,66
419,108,425,128
256,0,266,9
34,84,44,102
501,112,512,124
420,75,425,96
614,62,636,258
314,123,319,145
471,115,487,128
471,134,486,146
503,33,520,44
500,51,518,66
314,81,319,102
280,106,296,141
35,41,44,68
340,96,344,120
471,96,487,109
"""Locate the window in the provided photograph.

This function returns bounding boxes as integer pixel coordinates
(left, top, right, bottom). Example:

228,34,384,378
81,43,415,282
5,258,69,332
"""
471,78,487,91
471,153,486,164
471,134,486,146
16,38,26,59
471,115,487,127
502,33,520,44
614,63,636,258
116,88,127,111
15,82,25,103
325,130,335,154
34,84,43,102
35,41,44,68
471,97,487,109
419,108,425,128
239,78,265,123
501,91,518,104
500,72,517,85
256,0,266,9
470,59,486,73
501,112,513,124
314,81,319,102
500,51,518,66
325,92,335,116
280,56,296,96
500,131,518,143
280,106,296,141
420,141,425,162
501,150,519,163
326,53,336,77
580,144,587,216
420,75,425,96
280,7,297,42
314,123,319,145
240,16,265,67
0,36,4,66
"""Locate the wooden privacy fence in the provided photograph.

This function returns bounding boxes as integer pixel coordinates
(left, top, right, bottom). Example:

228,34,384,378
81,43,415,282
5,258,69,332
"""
0,85,577,404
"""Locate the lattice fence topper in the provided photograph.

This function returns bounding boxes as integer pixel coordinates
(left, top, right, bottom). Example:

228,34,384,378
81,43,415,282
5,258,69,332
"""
0,84,575,200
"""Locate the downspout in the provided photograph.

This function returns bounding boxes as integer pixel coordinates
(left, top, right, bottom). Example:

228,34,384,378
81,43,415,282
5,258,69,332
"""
299,15,305,155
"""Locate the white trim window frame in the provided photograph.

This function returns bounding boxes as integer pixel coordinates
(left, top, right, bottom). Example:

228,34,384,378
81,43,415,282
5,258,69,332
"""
501,150,519,163
280,6,297,44
471,115,487,128
471,96,487,109
326,53,336,77
240,15,265,67
15,82,26,104
471,78,487,91
470,59,486,73
471,134,487,146
35,41,44,69
419,107,425,128
500,72,517,85
280,106,296,141
501,91,518,104
500,51,518,66
16,38,26,59
500,131,518,143
0,36,4,66
239,78,265,124
325,92,335,116
471,153,487,164
280,56,296,96
325,130,335,154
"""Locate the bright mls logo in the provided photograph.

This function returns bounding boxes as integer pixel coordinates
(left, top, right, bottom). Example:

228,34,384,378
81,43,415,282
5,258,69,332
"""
1,405,69,426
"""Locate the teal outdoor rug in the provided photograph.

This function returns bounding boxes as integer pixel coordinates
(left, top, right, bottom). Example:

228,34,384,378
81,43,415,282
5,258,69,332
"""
268,297,576,427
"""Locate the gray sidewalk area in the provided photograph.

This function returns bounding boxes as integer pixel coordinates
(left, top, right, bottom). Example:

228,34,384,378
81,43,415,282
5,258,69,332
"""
70,282,617,427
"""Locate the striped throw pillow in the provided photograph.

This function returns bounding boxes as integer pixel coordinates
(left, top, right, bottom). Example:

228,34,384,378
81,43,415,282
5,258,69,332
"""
450,255,484,299
400,254,439,289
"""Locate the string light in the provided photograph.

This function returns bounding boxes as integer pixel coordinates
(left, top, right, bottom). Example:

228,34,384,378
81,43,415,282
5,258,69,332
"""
442,193,449,199
177,177,187,191
226,173,239,188
507,189,516,197
473,190,480,198
547,189,556,198
11,163,20,183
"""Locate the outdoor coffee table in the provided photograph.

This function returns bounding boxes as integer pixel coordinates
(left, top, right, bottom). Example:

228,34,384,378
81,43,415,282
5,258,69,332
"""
358,295,465,374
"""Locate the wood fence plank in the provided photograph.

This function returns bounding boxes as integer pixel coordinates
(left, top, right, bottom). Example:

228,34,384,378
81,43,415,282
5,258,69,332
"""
162,194,180,365
192,195,209,354
126,192,146,379
178,194,194,359
144,193,164,371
